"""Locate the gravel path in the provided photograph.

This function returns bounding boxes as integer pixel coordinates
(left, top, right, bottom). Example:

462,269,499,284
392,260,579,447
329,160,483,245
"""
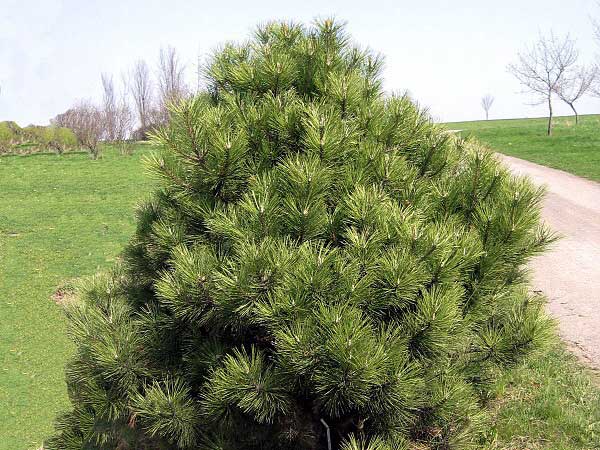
499,154,600,368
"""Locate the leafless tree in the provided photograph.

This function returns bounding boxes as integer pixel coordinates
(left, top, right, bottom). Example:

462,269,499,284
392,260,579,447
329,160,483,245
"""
554,65,597,124
157,46,187,119
508,33,578,136
129,60,153,134
114,94,134,154
481,94,494,120
51,109,74,129
55,101,103,159
101,73,117,141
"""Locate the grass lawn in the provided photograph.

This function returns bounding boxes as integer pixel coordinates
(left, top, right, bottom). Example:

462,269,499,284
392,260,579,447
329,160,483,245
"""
446,114,600,182
1,145,600,449
487,342,600,449
0,146,152,450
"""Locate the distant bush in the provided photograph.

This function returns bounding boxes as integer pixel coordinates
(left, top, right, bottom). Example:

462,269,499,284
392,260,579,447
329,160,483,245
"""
49,127,78,154
0,121,22,153
23,125,53,148
0,123,14,153
0,122,78,155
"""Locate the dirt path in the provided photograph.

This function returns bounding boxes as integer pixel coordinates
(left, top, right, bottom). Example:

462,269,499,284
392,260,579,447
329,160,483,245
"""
499,155,600,368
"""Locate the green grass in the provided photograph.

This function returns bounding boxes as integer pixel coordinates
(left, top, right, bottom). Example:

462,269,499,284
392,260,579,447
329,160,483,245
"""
1,145,600,449
446,114,600,182
487,342,600,449
0,146,152,450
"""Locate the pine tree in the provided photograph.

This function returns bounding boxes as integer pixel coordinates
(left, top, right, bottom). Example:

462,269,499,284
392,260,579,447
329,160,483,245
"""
46,20,554,450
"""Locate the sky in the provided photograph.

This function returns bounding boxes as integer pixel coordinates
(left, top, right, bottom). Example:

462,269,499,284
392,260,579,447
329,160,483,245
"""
1,0,600,125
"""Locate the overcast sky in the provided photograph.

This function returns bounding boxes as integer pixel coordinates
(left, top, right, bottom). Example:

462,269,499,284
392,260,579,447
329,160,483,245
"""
2,0,599,125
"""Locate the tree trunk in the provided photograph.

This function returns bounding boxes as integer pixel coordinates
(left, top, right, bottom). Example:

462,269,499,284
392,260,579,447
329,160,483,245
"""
547,95,553,136
568,102,578,125
485,111,489,120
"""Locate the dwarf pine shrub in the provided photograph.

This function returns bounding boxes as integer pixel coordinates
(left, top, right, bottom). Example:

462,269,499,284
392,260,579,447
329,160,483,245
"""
47,20,554,450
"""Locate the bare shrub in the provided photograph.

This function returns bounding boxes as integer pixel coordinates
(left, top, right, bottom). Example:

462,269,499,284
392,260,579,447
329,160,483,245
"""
54,102,103,159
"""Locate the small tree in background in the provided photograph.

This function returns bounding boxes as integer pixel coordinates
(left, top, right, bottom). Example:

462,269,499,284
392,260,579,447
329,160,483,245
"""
47,20,554,450
508,32,577,136
114,94,134,154
481,94,494,120
128,59,154,139
49,126,78,154
101,73,118,141
554,65,596,124
156,46,188,126
58,101,103,159
53,102,103,158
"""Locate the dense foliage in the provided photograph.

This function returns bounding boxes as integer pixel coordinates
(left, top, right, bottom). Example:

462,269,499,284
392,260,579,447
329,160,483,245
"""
47,20,553,450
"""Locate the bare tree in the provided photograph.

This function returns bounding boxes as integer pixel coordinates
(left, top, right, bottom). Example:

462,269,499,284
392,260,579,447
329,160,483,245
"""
554,65,597,124
129,60,153,135
157,46,187,119
114,94,134,154
101,73,117,141
508,33,578,136
51,109,75,129
481,94,494,120
55,101,103,159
